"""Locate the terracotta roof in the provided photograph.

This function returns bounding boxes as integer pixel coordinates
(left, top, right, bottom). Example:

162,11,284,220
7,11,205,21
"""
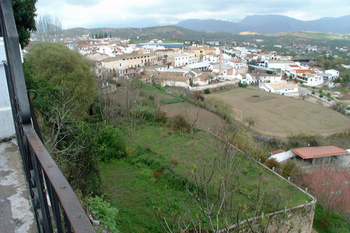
291,146,348,159
295,69,314,73
271,149,285,155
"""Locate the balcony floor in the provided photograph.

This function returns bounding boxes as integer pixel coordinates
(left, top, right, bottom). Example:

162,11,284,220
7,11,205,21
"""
0,140,36,232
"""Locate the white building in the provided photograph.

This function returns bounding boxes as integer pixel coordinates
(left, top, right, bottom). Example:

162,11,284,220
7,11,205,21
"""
259,82,299,96
325,69,340,80
0,38,15,139
167,53,189,67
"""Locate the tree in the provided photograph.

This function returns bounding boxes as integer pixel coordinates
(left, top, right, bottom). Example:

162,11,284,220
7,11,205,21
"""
36,14,62,41
25,42,97,115
12,0,37,48
323,59,334,70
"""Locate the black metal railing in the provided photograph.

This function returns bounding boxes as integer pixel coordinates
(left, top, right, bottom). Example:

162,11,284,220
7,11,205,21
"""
0,0,95,232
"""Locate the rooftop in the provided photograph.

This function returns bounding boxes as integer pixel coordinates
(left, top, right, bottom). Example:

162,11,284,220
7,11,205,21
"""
291,146,349,159
264,82,298,91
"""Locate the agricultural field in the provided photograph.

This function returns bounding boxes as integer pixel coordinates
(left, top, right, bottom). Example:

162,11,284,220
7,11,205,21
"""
210,87,350,137
100,124,313,232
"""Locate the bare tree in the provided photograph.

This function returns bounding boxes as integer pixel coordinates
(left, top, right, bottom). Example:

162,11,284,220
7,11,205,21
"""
36,14,62,41
183,104,200,138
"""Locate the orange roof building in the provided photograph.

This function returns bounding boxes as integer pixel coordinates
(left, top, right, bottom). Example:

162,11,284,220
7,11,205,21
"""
291,146,348,164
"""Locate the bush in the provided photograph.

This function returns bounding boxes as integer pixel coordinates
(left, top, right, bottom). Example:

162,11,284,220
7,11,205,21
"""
88,195,119,232
154,109,167,123
281,160,300,180
97,125,126,162
265,158,281,170
319,94,324,98
238,81,248,88
153,167,164,178
204,88,211,94
194,91,205,101
166,114,190,133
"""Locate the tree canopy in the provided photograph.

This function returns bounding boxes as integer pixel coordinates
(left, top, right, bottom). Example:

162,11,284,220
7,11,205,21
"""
12,0,37,48
25,42,97,114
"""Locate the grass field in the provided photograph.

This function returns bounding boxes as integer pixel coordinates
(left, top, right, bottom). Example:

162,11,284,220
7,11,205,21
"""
100,124,313,232
210,87,350,136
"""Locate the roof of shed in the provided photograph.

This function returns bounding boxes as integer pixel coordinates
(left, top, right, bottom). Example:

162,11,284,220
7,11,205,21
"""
291,146,348,159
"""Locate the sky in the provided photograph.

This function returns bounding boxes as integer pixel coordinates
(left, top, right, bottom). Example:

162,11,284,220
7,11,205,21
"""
36,0,350,29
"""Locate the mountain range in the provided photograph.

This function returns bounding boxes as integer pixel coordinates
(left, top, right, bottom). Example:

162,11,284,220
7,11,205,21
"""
175,15,350,34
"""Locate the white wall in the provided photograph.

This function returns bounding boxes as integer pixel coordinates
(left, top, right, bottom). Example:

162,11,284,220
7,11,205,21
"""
0,38,15,139
268,150,295,163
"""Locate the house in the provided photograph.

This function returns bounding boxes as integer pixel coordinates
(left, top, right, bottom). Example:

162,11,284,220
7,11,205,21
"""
268,146,349,164
167,53,189,67
325,69,340,80
259,82,299,96
100,53,159,70
265,60,296,70
211,63,234,76
291,146,348,164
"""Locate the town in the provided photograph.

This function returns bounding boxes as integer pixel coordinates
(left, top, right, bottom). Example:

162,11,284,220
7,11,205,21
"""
2,2,350,232
29,32,349,108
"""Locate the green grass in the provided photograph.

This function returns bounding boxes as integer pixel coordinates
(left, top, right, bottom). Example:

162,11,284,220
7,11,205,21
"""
313,203,350,233
160,97,185,104
100,124,313,232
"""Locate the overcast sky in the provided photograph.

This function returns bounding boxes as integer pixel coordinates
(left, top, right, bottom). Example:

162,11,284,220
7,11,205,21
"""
36,0,350,29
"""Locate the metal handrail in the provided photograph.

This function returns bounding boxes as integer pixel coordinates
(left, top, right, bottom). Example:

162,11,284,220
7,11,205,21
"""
0,0,96,232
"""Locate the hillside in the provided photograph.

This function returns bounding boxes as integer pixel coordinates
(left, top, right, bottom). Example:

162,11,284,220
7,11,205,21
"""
62,25,350,49
176,15,350,34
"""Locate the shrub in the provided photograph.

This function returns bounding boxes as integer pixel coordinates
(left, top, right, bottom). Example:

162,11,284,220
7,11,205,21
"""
194,91,205,101
97,125,126,162
154,109,167,123
281,160,300,180
319,94,323,98
153,167,164,178
166,114,190,133
204,88,211,94
88,195,119,232
312,91,316,95
170,157,179,165
265,158,281,170
238,81,248,88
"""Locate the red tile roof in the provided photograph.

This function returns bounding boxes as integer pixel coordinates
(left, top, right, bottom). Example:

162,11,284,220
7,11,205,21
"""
291,146,348,159
295,69,314,73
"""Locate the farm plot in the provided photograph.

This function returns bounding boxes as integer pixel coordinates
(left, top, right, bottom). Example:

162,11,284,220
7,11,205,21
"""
211,87,350,136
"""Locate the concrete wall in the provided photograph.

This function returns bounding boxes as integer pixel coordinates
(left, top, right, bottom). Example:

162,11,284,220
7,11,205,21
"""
268,150,295,163
0,38,15,140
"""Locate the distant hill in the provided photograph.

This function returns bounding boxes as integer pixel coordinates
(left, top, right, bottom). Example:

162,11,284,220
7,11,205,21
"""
175,15,350,34
61,26,350,50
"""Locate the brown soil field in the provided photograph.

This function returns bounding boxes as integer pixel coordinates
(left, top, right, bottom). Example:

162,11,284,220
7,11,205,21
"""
160,102,226,134
211,87,350,137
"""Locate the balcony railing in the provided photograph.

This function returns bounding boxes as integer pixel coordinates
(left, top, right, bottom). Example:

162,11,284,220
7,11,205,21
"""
0,0,95,232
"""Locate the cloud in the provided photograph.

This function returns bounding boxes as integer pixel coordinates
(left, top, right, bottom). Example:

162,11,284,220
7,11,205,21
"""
35,0,350,29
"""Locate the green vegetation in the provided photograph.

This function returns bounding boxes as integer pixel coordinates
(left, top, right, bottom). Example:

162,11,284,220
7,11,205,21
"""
100,124,312,232
161,96,185,104
12,0,37,48
25,43,97,114
313,203,350,233
88,195,120,232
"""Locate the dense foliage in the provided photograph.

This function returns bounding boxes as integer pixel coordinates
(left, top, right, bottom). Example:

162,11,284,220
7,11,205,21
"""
25,43,97,114
12,0,37,48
